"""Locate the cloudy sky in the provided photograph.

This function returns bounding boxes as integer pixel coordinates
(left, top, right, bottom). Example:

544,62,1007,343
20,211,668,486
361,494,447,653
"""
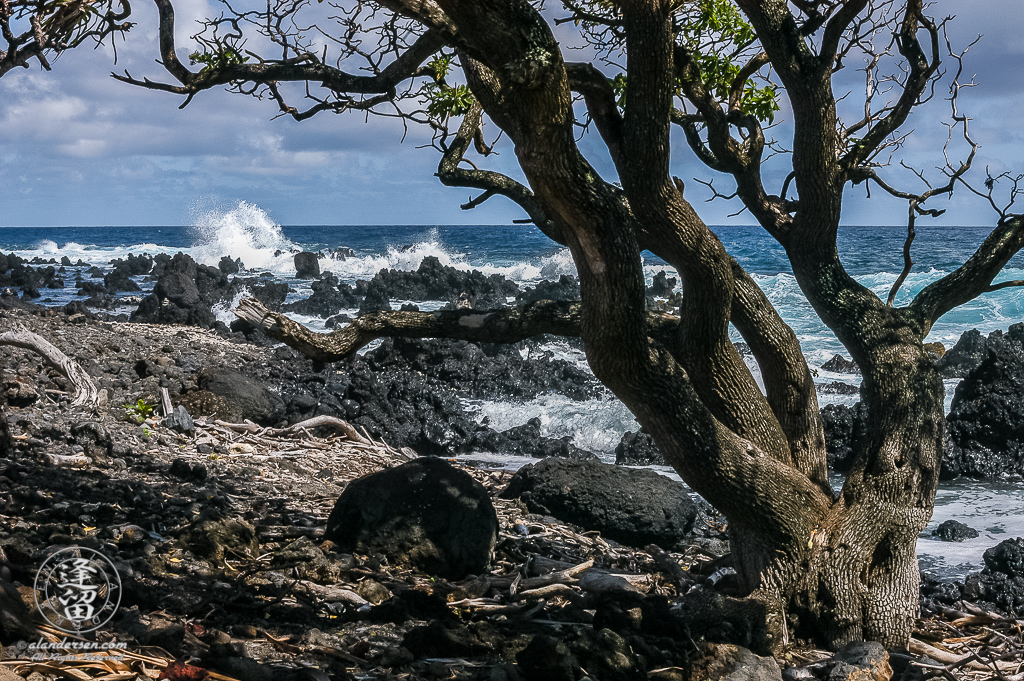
1,0,1023,228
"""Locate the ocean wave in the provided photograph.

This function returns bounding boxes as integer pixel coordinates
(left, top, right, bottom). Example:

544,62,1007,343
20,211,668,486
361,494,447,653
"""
189,201,297,272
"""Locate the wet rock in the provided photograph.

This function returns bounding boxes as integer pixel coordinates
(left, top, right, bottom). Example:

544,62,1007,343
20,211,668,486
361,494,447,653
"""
820,403,869,473
516,275,580,304
294,252,321,279
103,264,141,293
945,345,1024,478
472,418,598,460
219,256,241,275
365,337,599,401
357,278,391,314
816,381,859,395
648,270,677,298
962,538,1024,615
282,272,358,318
324,457,498,579
615,429,665,466
932,519,979,542
501,458,697,548
368,256,519,309
182,518,258,563
822,354,860,374
198,367,285,425
131,271,216,327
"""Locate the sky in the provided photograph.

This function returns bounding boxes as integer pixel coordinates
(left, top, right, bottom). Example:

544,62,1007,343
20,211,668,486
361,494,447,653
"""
1,1,1023,228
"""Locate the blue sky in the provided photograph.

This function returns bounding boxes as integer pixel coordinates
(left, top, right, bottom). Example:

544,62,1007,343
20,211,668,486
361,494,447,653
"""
1,0,1023,228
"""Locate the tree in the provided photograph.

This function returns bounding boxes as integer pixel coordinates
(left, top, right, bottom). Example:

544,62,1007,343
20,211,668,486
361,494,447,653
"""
120,0,1024,651
1,0,132,77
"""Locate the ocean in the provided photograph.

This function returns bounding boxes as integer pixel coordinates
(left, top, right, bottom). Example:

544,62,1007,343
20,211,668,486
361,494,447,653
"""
3,200,1024,579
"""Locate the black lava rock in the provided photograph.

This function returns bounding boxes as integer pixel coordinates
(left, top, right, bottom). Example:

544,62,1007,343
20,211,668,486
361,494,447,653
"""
822,354,860,374
945,345,1024,478
516,275,580,304
932,519,979,542
293,251,321,279
324,457,498,579
198,367,285,425
501,458,697,548
820,402,869,472
614,430,665,466
963,538,1024,616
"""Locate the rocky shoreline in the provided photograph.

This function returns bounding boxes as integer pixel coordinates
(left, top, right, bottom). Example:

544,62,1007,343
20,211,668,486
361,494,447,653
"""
7,249,1024,481
1,290,1024,679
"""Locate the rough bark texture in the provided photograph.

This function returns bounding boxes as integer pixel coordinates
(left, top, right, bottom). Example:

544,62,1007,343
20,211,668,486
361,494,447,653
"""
132,0,1024,653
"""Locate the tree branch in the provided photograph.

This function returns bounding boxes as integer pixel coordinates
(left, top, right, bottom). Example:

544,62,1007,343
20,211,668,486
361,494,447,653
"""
234,296,685,362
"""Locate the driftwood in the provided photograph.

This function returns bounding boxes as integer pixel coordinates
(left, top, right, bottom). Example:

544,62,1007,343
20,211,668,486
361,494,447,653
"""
0,325,100,408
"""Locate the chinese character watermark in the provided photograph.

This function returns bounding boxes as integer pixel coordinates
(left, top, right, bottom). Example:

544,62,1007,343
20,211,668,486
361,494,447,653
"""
33,547,121,634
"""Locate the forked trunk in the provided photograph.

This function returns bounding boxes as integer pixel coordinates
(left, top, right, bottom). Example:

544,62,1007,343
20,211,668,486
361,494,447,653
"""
728,341,943,650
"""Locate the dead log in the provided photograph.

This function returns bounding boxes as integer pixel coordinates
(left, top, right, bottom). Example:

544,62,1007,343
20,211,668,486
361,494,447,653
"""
0,326,100,409
234,296,679,363
266,415,371,444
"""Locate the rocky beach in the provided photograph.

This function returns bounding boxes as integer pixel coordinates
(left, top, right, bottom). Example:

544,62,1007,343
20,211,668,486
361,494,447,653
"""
2,244,1024,680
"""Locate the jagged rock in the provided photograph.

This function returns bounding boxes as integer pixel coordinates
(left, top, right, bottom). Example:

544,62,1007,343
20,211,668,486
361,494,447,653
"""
648,270,677,297
962,538,1024,616
516,275,580,304
364,337,599,401
358,278,392,314
501,458,697,548
218,256,241,275
282,272,358,318
293,251,321,279
198,367,285,425
615,429,666,466
367,256,519,309
324,457,498,579
820,402,869,472
945,345,1024,478
822,354,860,374
936,325,1024,378
932,519,979,542
470,417,598,460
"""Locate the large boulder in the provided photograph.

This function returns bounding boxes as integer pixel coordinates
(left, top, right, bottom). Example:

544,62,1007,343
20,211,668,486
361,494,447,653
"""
294,251,321,279
500,458,697,548
945,345,1024,478
963,538,1024,616
324,457,498,579
198,367,285,425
